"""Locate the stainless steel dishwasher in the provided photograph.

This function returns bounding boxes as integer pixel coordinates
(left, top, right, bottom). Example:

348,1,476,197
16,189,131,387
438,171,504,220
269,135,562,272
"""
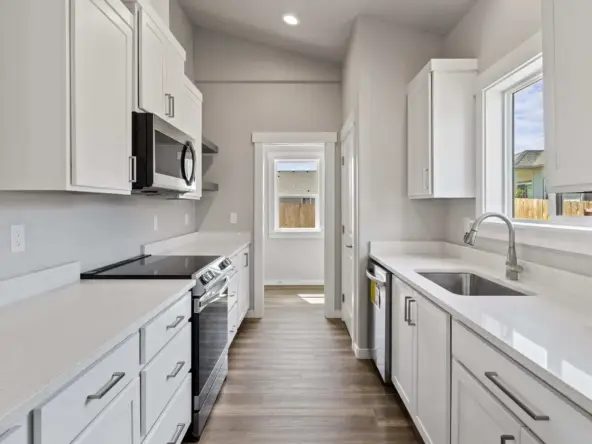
366,260,391,383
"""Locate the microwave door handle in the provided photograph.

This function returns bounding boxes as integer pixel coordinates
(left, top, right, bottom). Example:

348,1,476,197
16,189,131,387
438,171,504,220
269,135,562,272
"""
180,143,190,186
188,142,196,185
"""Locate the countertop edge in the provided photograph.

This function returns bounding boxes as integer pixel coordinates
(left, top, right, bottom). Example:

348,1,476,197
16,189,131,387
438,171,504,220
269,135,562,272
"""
0,279,195,430
369,253,592,417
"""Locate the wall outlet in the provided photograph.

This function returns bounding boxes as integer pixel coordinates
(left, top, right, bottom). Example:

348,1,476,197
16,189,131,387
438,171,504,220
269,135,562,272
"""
153,215,158,232
185,213,190,226
11,225,25,253
230,212,238,224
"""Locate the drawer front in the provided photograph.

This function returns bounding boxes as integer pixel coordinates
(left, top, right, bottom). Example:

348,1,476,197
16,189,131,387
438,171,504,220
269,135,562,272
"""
143,375,191,444
34,333,140,444
0,423,27,444
453,321,592,444
228,303,238,344
141,323,191,436
141,293,191,365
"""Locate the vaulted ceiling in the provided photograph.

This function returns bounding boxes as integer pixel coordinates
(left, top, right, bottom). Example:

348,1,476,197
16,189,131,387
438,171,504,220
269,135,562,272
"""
180,0,475,61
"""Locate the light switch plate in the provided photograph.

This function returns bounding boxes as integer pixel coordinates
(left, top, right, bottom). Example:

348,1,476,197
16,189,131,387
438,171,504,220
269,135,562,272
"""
11,225,25,253
230,213,238,224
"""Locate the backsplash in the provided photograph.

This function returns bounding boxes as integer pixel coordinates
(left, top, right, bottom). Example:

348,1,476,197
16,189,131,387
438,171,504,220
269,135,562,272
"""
0,192,202,280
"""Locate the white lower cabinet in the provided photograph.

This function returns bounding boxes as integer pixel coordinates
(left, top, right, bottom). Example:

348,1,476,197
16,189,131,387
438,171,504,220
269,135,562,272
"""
391,278,416,411
71,379,140,444
391,277,451,444
143,375,191,444
452,359,524,444
0,422,27,444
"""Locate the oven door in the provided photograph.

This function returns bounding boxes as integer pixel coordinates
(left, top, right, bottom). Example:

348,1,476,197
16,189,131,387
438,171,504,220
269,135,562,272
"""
194,277,230,405
133,113,196,193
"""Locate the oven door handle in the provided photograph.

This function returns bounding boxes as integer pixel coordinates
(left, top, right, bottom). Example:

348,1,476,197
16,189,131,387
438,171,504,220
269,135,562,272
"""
197,277,234,313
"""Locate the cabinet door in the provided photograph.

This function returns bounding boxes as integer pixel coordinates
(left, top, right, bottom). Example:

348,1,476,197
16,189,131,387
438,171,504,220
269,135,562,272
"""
240,249,251,319
451,360,522,444
520,429,542,444
543,0,592,192
138,10,166,118
391,278,416,412
71,0,133,192
407,72,432,198
72,379,140,444
415,293,451,444
165,43,185,123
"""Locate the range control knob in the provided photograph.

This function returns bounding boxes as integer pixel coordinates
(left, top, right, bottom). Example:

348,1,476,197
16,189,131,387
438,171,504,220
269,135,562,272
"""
220,259,232,270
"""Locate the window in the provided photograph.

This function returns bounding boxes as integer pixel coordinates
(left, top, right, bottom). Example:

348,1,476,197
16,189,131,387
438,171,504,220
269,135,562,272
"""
482,55,592,224
271,159,323,235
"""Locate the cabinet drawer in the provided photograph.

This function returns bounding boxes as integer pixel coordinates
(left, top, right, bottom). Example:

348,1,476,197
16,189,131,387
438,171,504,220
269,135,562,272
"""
141,293,191,365
453,321,592,444
143,375,191,444
141,323,191,436
0,422,27,444
33,333,140,444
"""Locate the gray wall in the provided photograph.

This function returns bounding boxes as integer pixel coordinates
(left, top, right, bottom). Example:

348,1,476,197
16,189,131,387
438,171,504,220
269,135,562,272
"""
343,17,445,350
440,0,592,276
0,193,198,280
169,0,194,79
191,27,342,283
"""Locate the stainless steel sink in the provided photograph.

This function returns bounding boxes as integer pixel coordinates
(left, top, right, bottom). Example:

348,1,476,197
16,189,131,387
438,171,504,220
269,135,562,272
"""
418,272,530,296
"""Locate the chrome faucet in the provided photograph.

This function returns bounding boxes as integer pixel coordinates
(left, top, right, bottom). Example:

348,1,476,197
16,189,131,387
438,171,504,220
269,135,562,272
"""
463,212,523,281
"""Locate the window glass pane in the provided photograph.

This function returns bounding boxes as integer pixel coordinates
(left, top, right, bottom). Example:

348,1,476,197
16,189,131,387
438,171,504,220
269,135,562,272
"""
278,197,316,229
512,79,592,219
276,160,319,195
512,79,548,220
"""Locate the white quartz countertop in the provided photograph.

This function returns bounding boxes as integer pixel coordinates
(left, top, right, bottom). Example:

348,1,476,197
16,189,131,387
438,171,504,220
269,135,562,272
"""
144,232,250,259
0,278,194,428
370,249,592,416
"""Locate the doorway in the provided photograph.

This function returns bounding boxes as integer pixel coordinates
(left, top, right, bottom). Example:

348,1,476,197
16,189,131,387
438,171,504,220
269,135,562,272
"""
252,133,339,319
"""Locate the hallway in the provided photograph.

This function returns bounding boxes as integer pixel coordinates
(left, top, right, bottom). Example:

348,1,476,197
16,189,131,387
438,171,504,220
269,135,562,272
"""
199,287,419,444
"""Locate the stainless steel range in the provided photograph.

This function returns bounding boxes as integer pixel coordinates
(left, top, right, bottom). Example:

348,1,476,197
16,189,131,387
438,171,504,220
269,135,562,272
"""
81,254,237,441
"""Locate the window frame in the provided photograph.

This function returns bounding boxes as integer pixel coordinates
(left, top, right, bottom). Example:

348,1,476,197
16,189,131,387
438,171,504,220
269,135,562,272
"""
471,32,592,256
267,148,325,239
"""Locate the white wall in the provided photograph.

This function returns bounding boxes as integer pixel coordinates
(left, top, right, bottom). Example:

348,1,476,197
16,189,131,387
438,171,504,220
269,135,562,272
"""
439,0,592,275
149,0,169,26
0,193,198,281
193,27,341,285
343,18,445,351
169,0,194,79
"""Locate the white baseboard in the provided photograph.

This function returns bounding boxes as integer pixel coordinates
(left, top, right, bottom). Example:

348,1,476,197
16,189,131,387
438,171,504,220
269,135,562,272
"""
324,309,342,319
264,280,324,286
352,342,372,360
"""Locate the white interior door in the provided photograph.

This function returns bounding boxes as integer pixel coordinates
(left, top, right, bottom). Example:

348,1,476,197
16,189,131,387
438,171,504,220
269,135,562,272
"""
341,120,356,337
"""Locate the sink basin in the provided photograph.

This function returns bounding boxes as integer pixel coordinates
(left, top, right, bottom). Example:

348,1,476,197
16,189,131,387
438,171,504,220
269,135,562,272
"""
418,272,529,296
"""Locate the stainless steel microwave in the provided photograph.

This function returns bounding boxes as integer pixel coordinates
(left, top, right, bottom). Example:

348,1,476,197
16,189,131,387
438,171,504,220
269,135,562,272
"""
132,113,196,195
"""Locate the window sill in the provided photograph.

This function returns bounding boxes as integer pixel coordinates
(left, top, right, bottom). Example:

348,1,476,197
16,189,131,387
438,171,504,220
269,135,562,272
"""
465,218,592,256
268,230,324,240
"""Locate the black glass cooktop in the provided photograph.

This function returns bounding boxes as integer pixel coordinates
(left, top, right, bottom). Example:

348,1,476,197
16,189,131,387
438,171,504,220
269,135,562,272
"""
81,255,221,279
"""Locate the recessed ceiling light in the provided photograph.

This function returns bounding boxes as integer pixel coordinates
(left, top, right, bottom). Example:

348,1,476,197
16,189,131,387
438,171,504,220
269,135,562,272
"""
283,14,299,26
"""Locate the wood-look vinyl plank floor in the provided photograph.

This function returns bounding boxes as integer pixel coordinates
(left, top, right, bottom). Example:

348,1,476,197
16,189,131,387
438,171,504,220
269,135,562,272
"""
197,288,419,444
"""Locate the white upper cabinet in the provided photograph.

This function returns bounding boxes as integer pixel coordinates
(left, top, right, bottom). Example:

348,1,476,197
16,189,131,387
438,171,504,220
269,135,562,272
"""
407,59,478,199
138,9,167,118
0,0,134,194
543,0,592,192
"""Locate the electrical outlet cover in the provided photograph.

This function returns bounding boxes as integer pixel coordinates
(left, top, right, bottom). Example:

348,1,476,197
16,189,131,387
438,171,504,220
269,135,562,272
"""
10,225,25,253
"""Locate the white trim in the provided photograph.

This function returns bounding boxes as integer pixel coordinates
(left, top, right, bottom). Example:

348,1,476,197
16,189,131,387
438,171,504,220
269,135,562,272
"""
325,309,342,319
0,262,80,309
253,133,339,321
264,280,325,286
253,132,337,143
351,342,372,360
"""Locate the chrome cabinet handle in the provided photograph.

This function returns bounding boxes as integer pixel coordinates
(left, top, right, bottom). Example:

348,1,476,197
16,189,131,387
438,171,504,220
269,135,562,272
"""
408,299,416,326
0,426,20,443
485,372,550,421
404,296,412,322
422,168,429,190
244,252,249,267
129,156,137,183
171,96,175,118
165,93,171,116
166,316,184,330
87,372,126,401
501,436,515,443
167,361,185,379
167,424,185,444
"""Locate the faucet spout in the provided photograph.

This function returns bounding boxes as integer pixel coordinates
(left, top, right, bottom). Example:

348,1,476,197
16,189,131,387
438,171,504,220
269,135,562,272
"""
463,212,523,281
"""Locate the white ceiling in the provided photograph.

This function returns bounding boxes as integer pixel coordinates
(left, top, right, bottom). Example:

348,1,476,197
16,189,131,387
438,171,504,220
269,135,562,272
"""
179,0,475,62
